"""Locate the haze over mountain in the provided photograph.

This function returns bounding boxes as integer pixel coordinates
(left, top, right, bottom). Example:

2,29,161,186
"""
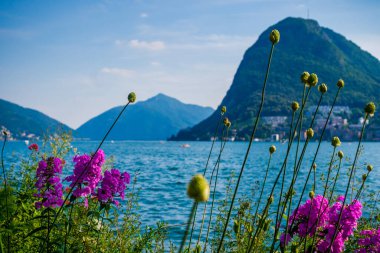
76,93,214,140
172,17,380,141
0,98,72,140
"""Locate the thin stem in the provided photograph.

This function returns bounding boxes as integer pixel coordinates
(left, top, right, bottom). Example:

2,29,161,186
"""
203,138,227,252
64,203,75,253
271,92,323,252
197,128,228,246
310,148,337,247
247,87,313,253
203,115,223,176
285,88,341,243
94,209,106,252
216,42,276,253
1,134,10,252
327,113,369,252
179,202,197,253
44,101,131,246
189,120,225,248
328,158,342,203
354,170,372,201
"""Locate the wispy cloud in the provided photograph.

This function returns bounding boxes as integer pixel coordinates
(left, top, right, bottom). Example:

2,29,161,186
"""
129,39,166,51
101,67,135,77
140,12,148,18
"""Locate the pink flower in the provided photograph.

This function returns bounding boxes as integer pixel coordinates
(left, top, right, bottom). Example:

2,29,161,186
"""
96,168,130,206
356,228,380,253
65,149,105,201
28,143,39,151
34,157,64,209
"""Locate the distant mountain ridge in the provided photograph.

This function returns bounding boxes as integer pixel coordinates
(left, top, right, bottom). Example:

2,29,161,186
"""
76,93,214,140
0,98,72,140
171,17,380,140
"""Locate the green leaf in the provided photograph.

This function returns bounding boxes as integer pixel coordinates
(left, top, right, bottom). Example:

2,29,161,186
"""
24,226,48,239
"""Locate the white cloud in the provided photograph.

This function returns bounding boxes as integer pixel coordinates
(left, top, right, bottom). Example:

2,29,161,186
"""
128,39,166,51
100,67,135,77
140,12,148,18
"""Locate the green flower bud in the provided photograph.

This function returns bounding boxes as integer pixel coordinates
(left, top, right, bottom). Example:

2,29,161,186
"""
233,220,239,234
221,106,227,115
223,117,231,128
2,130,7,136
307,73,318,87
337,79,344,88
338,151,344,159
268,195,274,204
187,174,210,202
364,102,376,116
300,72,310,84
313,163,317,171
367,165,373,172
269,145,276,154
128,92,136,103
291,101,299,112
309,191,315,199
318,83,328,94
263,219,271,231
331,136,341,147
269,29,280,44
306,128,314,139
362,174,367,181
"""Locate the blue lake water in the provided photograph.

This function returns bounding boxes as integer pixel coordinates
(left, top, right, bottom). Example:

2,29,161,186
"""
2,140,380,245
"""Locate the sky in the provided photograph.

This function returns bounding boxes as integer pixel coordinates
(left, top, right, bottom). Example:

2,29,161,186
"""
1,0,379,129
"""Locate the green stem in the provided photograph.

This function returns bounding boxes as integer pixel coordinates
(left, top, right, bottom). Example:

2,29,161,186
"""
94,209,106,252
179,202,197,253
1,134,10,252
64,202,75,253
285,88,341,246
197,128,228,246
247,87,313,253
216,42,276,253
327,113,369,252
328,158,342,203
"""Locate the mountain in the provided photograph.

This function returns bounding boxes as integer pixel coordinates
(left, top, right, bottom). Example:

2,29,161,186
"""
0,98,72,140
75,93,214,140
171,17,380,141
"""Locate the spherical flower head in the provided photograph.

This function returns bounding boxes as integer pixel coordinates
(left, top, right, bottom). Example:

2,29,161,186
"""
28,143,39,152
269,145,276,154
306,128,314,139
367,164,373,172
223,117,231,127
291,101,299,112
331,136,341,147
338,151,344,159
269,29,280,44
318,83,328,94
307,73,318,87
364,102,376,116
128,92,136,103
362,174,367,181
187,174,210,202
300,72,310,84
309,191,315,199
337,79,344,88
221,106,227,115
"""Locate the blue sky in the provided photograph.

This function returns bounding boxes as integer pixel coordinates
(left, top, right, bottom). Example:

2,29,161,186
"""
1,0,379,129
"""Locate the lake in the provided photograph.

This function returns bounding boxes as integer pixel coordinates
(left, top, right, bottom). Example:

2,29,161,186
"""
2,140,379,245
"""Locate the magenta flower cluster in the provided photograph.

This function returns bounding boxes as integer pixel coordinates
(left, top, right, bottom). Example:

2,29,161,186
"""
34,157,64,209
96,169,130,206
317,197,362,252
281,195,362,253
356,228,380,253
65,150,105,204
